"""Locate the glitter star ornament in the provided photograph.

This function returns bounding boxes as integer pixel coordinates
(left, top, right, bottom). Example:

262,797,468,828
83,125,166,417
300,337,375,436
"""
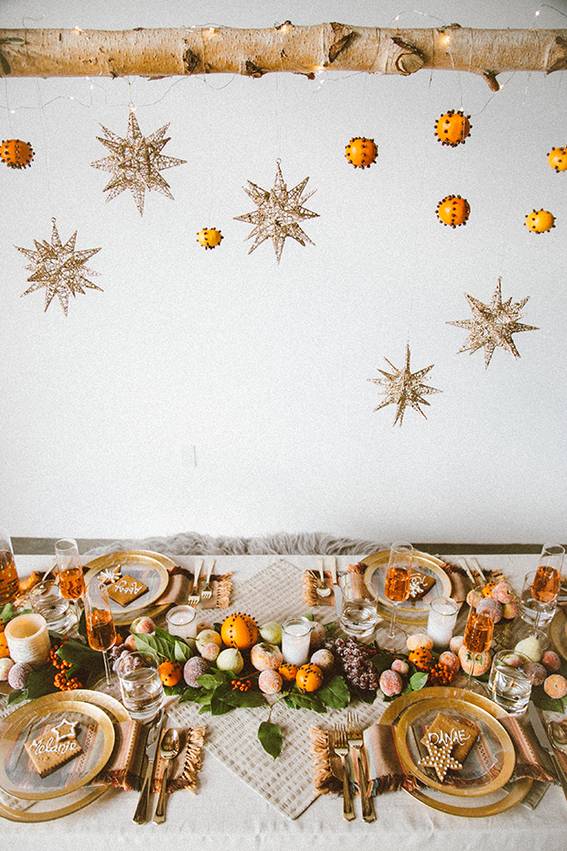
368,344,441,426
448,277,538,368
17,219,102,315
418,738,463,782
91,110,186,216
235,161,318,262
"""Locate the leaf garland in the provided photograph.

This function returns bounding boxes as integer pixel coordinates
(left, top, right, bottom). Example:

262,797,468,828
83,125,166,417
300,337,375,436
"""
134,627,192,664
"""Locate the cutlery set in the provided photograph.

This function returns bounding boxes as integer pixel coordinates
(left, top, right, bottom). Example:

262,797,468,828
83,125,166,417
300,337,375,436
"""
528,702,567,801
133,713,181,825
330,712,376,822
188,558,216,607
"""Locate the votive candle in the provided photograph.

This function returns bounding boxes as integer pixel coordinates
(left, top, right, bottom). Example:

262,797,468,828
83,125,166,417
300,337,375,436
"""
426,597,459,649
5,613,51,664
166,605,197,639
282,616,312,665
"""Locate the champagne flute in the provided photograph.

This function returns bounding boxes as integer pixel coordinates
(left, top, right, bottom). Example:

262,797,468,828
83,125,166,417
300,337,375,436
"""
530,544,563,629
462,607,494,692
55,538,86,602
374,541,413,653
84,578,116,687
0,529,20,605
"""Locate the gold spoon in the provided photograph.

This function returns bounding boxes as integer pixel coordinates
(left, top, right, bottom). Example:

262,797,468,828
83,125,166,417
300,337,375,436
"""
153,728,181,824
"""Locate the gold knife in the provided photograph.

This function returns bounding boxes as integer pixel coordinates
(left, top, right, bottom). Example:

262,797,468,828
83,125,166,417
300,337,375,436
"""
528,702,567,801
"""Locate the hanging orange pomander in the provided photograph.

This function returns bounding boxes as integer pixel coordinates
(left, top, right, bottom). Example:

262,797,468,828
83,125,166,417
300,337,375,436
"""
547,147,567,173
436,195,470,228
434,110,471,147
196,227,223,250
524,209,555,234
344,137,378,169
0,139,34,169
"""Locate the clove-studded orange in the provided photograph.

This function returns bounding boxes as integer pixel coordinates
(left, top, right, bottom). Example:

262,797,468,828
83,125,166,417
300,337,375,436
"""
0,139,34,169
434,110,471,147
220,613,259,650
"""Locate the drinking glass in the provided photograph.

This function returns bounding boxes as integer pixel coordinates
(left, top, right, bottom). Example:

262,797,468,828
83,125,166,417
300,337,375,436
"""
338,572,379,641
374,541,413,653
84,578,116,687
0,529,20,605
29,579,77,635
520,544,564,630
462,607,494,692
488,651,533,715
116,652,164,722
55,538,86,601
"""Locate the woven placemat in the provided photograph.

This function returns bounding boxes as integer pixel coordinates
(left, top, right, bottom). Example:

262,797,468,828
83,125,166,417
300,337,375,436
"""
168,558,381,819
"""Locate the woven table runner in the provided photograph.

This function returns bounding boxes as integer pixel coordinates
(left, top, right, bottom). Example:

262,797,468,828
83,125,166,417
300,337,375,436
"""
168,558,382,819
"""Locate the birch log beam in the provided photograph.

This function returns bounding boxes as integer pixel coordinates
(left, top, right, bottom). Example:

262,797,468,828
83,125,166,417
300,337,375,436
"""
1,24,566,91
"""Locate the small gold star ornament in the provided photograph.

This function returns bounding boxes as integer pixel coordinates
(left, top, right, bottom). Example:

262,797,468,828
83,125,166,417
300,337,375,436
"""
368,344,441,426
418,738,463,782
17,219,102,315
235,161,318,263
91,110,186,216
448,277,538,367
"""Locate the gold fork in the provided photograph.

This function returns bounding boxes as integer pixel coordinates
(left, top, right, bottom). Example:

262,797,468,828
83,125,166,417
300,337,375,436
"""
332,725,355,821
187,558,204,607
200,559,216,601
347,710,376,822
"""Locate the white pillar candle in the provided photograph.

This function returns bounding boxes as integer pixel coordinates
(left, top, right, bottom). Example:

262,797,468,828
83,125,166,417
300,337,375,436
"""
5,613,51,664
427,597,459,649
282,616,312,666
165,605,197,639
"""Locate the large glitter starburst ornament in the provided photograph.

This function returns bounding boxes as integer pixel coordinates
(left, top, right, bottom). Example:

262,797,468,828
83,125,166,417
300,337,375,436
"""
368,344,441,426
418,738,463,783
448,277,538,368
17,219,102,315
234,161,318,262
91,110,186,216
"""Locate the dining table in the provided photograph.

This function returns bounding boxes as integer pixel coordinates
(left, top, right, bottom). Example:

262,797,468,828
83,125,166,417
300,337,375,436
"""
2,551,566,851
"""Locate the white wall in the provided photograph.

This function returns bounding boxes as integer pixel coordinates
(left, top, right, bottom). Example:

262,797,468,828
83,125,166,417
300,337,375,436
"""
1,0,566,542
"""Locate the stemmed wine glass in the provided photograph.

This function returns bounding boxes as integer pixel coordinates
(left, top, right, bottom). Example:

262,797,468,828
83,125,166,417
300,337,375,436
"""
374,541,413,653
84,577,116,688
462,607,494,693
529,544,564,629
55,538,86,608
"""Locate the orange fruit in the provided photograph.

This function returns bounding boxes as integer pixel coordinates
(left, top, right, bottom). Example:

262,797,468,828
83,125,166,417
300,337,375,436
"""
278,663,298,682
408,647,434,672
220,613,259,650
296,663,324,693
0,632,9,658
436,195,470,228
547,147,567,173
0,139,34,169
157,660,182,687
524,209,555,234
434,110,471,147
196,227,223,250
344,137,378,169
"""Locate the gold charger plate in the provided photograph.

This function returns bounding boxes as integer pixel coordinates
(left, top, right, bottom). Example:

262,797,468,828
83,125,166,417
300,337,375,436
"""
363,549,452,624
394,695,515,798
379,686,532,817
550,609,567,661
85,549,174,625
0,698,115,801
0,689,127,823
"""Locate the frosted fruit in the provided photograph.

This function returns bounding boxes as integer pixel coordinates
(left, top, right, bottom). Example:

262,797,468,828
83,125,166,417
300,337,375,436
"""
216,648,244,674
183,657,210,688
258,670,283,694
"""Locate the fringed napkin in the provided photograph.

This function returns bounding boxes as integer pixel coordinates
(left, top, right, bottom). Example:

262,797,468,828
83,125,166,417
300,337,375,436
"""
93,719,144,790
304,563,370,608
152,726,206,793
501,716,560,784
198,574,233,610
310,726,417,796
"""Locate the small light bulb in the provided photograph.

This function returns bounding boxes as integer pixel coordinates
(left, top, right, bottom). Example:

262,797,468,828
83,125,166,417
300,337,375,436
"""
535,9,541,16
69,95,75,100
74,26,84,34
9,109,15,114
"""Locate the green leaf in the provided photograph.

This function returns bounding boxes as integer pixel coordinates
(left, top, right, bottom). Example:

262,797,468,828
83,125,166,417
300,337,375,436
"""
224,690,267,708
26,664,57,699
210,683,235,716
0,603,16,623
7,688,27,705
318,675,350,709
197,672,226,690
409,671,429,691
173,640,192,663
58,639,104,673
258,721,283,759
284,689,325,713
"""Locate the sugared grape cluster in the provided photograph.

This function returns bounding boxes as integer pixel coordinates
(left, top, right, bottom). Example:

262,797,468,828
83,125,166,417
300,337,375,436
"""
328,637,380,693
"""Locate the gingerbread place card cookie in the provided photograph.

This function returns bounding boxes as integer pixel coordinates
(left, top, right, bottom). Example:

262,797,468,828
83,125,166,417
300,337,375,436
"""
106,574,148,607
408,569,436,600
25,719,82,778
420,712,480,763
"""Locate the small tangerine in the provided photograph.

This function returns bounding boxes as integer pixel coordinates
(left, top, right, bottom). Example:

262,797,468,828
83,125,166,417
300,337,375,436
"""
196,227,223,250
295,663,324,693
158,660,183,687
524,209,555,234
0,139,34,169
344,137,378,169
436,195,470,228
220,613,259,650
434,110,471,147
278,663,298,682
547,147,567,173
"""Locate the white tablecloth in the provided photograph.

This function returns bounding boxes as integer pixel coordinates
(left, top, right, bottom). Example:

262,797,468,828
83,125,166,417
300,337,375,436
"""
4,553,566,851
